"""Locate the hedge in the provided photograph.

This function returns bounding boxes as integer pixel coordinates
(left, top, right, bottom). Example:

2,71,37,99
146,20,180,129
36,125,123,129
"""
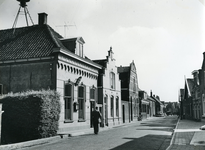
0,89,61,144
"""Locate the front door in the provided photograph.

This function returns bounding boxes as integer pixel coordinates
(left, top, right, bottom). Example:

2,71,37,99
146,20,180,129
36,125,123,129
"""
122,105,125,123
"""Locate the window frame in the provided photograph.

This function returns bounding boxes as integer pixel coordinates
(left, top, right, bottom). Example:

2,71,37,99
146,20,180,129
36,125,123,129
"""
64,82,74,123
116,97,119,117
110,96,114,117
110,72,115,90
78,85,86,121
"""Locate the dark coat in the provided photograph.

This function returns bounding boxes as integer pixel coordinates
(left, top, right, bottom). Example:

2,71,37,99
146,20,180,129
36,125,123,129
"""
92,110,101,123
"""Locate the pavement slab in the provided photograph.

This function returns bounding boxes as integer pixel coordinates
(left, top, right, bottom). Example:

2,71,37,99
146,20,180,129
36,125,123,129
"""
190,131,205,146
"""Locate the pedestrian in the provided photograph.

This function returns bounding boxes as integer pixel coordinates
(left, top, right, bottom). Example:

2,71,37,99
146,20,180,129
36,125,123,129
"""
92,107,102,134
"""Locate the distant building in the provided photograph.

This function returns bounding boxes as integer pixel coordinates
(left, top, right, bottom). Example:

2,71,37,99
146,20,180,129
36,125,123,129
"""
200,52,205,118
183,78,194,119
139,91,155,119
192,70,202,121
118,61,140,123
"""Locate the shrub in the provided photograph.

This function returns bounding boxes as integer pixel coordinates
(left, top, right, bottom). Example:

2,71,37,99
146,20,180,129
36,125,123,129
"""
0,89,61,144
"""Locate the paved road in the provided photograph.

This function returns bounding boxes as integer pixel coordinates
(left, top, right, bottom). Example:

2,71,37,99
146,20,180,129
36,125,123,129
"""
22,116,178,150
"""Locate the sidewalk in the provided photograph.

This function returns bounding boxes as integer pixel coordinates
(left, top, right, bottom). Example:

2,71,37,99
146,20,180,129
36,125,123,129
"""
167,118,205,150
0,117,166,150
0,117,149,150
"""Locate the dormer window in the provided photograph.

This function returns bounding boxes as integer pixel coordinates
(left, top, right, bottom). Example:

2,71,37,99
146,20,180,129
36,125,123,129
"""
60,37,85,58
77,42,83,57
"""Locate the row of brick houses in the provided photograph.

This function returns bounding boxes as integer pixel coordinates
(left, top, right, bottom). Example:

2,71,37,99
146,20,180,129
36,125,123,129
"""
179,52,205,121
0,13,165,133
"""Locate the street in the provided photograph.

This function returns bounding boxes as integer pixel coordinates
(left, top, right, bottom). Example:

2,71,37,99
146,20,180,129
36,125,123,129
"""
22,116,178,150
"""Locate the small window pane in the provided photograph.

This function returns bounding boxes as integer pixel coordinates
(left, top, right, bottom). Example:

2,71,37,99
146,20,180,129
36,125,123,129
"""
65,84,72,96
78,86,84,97
90,88,95,99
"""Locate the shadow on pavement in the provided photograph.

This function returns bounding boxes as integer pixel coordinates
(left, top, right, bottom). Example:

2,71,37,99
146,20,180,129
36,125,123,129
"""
109,135,171,150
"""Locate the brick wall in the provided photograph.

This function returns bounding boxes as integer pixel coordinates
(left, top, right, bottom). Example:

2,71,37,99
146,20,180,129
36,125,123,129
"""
0,61,53,94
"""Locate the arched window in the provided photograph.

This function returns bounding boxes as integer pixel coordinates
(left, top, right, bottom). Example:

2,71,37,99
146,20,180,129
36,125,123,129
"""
64,83,73,121
110,72,115,89
78,85,86,120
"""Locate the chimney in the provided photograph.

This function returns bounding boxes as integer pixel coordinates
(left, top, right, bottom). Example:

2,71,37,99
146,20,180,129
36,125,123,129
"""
150,90,152,97
38,13,48,25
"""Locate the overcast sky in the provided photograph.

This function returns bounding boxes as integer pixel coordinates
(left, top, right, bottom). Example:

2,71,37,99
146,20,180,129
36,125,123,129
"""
0,0,205,102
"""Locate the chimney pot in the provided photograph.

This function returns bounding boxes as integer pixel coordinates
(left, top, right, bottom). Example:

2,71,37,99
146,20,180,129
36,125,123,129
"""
38,13,48,25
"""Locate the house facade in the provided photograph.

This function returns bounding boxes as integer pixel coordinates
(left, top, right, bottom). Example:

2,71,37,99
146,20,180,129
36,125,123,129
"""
192,70,202,121
0,13,102,132
118,61,140,123
200,52,205,118
93,48,122,127
183,78,194,119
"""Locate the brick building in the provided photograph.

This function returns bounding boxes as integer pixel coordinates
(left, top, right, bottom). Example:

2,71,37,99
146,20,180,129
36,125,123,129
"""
0,13,102,132
118,61,140,123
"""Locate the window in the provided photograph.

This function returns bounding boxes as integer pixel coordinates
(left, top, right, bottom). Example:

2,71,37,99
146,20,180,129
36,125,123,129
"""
90,88,95,100
79,43,83,57
110,72,115,89
116,97,119,117
78,86,85,120
111,96,114,117
64,83,73,121
0,84,3,95
133,77,136,92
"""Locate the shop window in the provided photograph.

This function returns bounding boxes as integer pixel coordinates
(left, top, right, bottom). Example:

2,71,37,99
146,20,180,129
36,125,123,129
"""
78,85,85,120
64,83,73,121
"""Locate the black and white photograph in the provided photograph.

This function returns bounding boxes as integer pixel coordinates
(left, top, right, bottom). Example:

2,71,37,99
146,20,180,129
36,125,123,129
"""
0,0,205,149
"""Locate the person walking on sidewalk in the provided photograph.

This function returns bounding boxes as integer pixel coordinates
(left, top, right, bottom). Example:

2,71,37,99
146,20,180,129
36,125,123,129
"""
92,107,102,134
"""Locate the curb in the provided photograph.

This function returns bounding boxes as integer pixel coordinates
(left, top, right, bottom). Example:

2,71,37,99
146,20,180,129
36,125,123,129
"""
166,117,180,150
0,116,167,150
0,136,61,150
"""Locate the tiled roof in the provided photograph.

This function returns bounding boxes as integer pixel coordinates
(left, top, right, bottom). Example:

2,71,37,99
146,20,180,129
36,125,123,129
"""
0,24,64,61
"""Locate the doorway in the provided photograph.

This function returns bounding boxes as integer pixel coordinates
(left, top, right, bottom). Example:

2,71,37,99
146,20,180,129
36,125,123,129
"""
122,105,125,123
90,101,95,128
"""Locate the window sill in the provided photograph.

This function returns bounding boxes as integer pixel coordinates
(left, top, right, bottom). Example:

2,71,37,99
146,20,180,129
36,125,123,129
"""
78,119,86,122
64,120,74,123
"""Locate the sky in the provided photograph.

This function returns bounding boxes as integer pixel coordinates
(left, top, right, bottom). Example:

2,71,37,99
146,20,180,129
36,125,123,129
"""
0,0,205,102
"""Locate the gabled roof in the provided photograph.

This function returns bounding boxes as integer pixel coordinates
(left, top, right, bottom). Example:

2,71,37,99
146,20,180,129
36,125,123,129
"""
147,96,155,102
185,78,194,97
151,96,163,105
0,24,66,61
